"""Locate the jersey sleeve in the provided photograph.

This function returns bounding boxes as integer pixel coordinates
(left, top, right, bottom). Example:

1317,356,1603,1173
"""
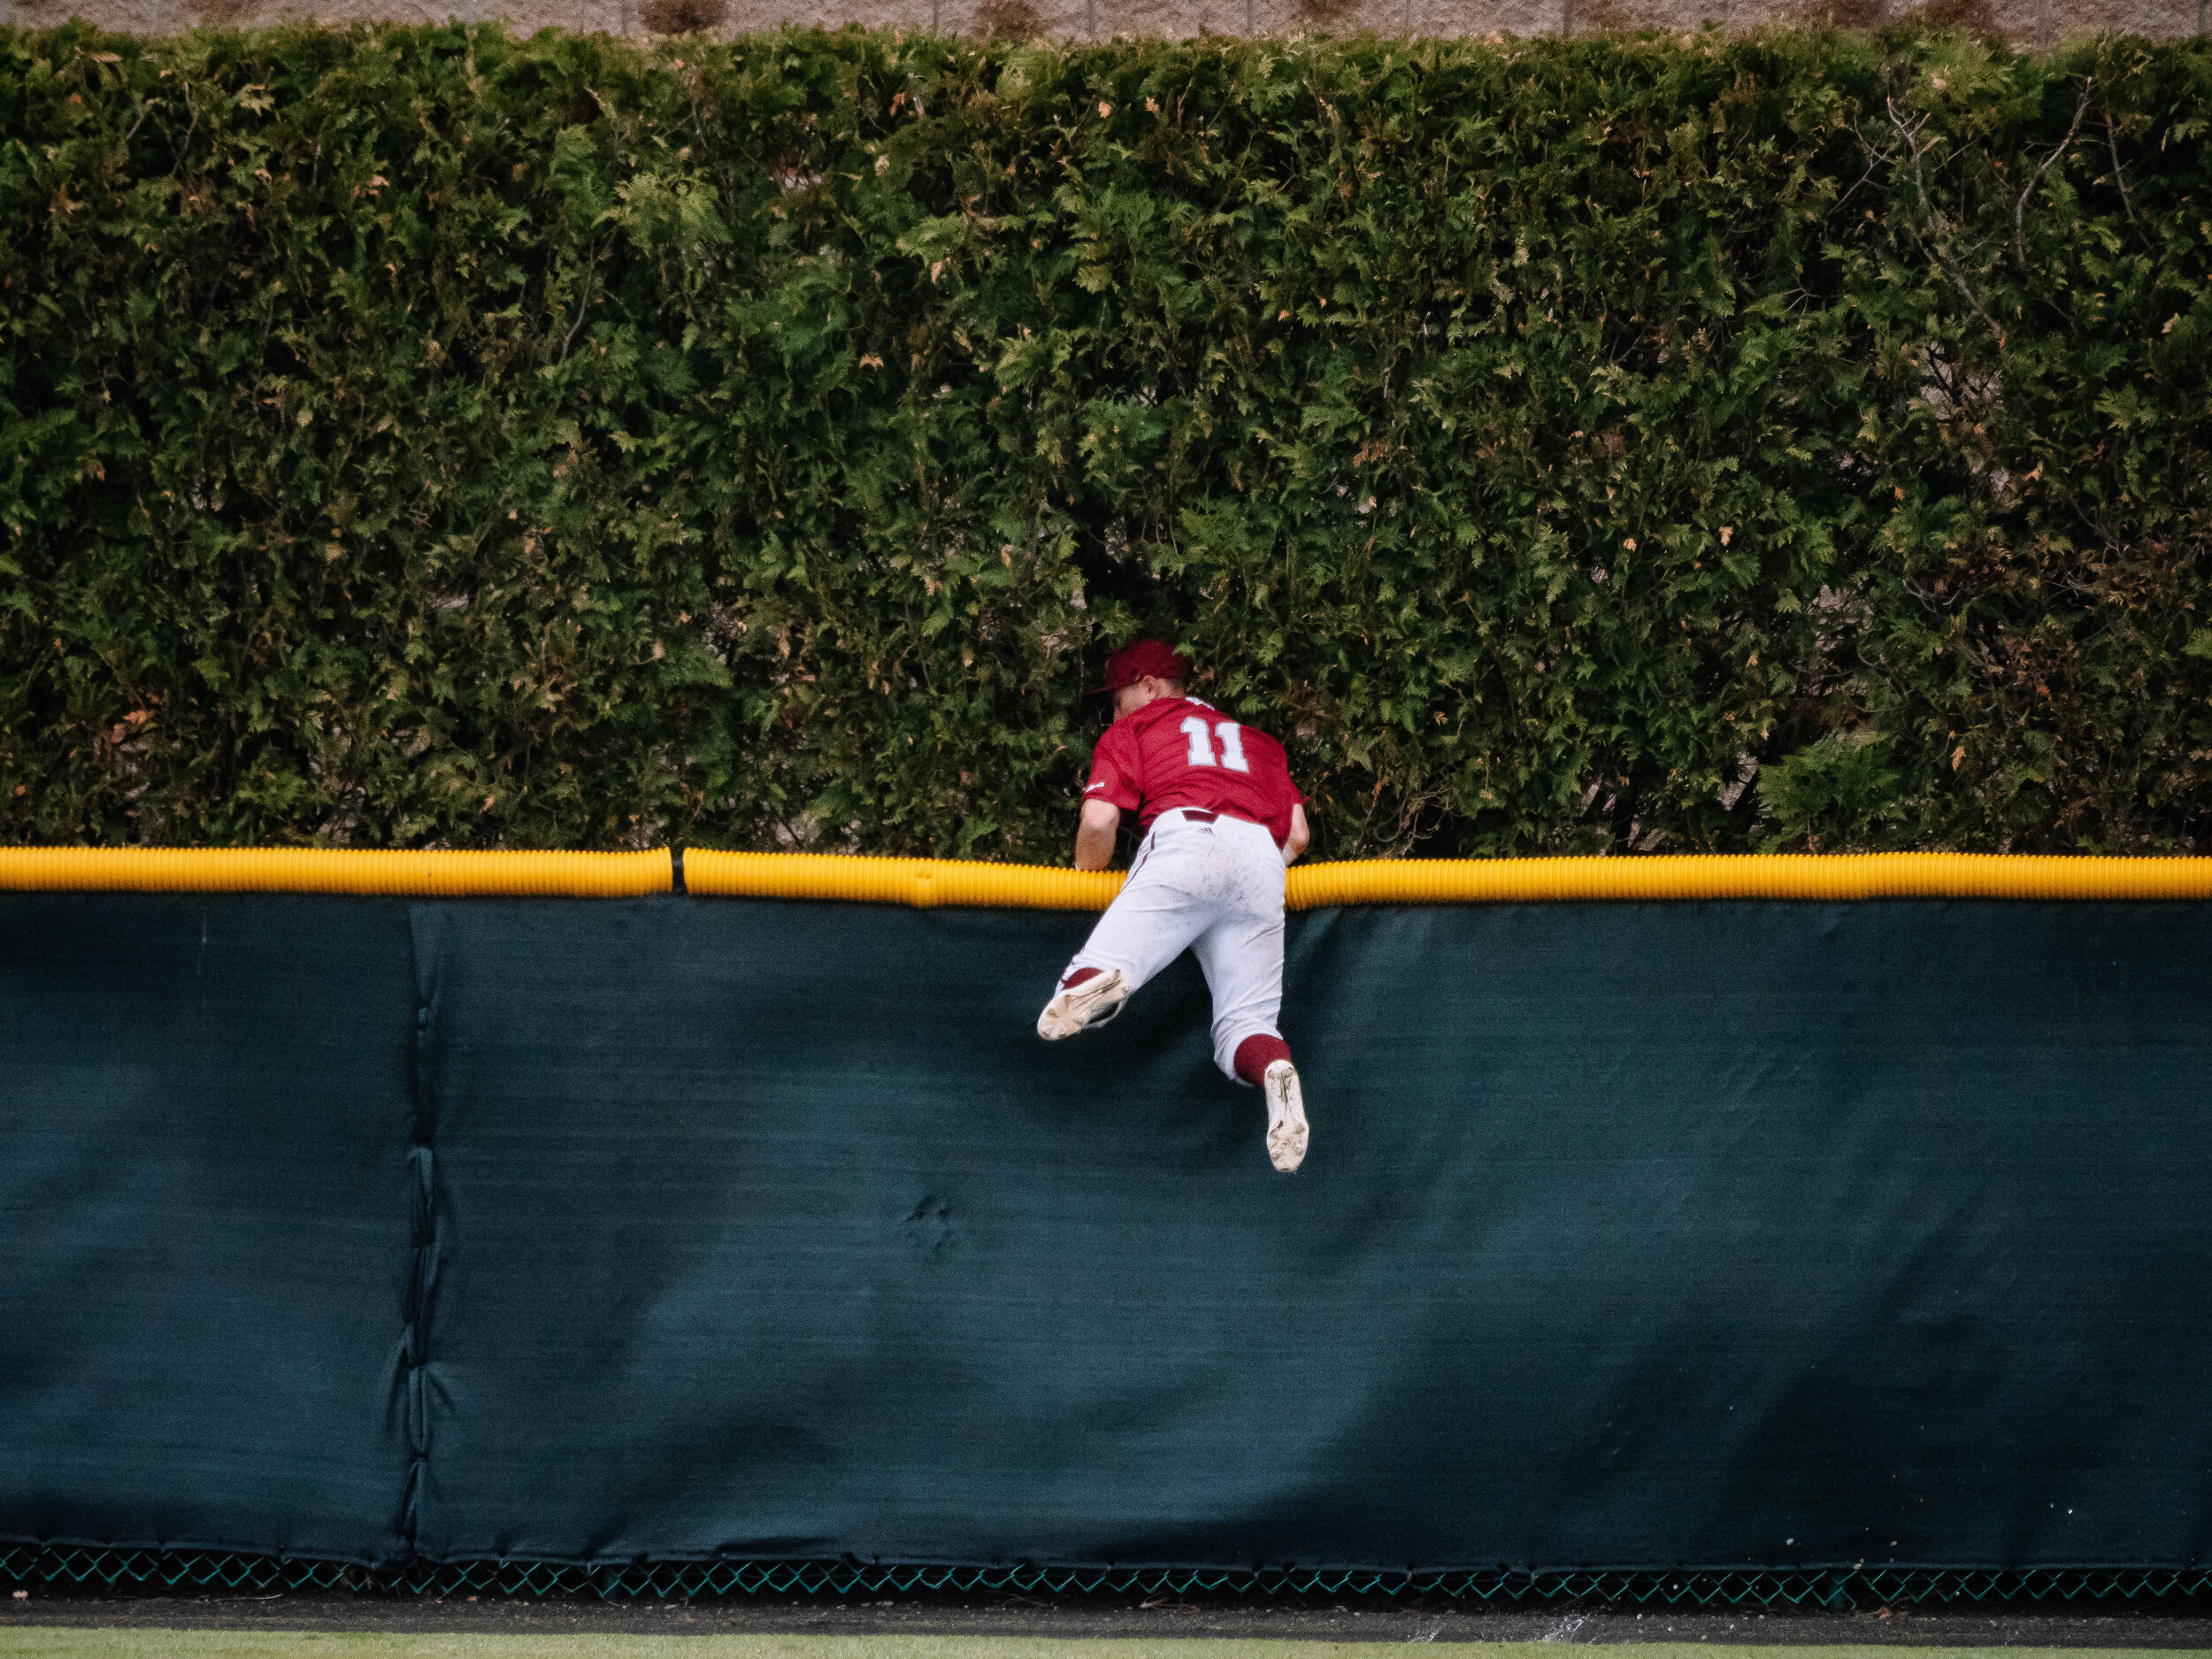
1083,723,1142,814
1253,729,1305,815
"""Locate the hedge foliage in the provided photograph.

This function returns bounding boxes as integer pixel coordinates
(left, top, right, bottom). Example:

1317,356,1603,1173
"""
2,21,2208,857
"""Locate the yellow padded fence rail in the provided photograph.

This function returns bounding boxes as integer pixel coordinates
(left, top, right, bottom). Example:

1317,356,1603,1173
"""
4,847,2212,903
0,847,672,897
1286,852,2212,908
684,849,1123,910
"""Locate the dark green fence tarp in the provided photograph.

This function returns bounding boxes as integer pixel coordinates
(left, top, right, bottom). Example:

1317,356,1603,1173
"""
0,897,419,1564
4,895,2210,1573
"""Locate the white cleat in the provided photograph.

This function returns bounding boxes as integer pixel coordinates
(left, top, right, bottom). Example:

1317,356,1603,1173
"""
1036,969,1131,1040
1263,1059,1309,1173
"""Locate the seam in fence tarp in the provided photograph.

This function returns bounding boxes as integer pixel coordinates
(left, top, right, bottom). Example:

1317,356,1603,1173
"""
6,847,2212,905
397,908,439,1563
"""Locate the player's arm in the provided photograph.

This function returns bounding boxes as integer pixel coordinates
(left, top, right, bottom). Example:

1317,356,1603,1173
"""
1074,798,1121,872
1281,803,1310,867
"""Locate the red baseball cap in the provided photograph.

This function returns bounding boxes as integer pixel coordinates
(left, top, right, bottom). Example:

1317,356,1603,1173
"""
1094,637,1192,694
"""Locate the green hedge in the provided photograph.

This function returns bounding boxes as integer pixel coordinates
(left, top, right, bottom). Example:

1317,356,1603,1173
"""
3,22,2208,858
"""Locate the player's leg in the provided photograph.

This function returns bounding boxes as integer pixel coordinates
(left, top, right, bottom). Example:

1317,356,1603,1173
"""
1190,908,1296,1079
1037,835,1212,1039
1188,836,1306,1172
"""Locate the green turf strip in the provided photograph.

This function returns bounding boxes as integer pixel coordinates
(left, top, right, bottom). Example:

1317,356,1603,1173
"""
5,1636,2212,1659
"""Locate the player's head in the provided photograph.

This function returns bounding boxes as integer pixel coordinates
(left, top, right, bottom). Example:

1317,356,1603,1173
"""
1096,638,1189,718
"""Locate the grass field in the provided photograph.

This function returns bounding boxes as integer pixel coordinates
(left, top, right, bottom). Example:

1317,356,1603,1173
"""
0,1644,2143,1657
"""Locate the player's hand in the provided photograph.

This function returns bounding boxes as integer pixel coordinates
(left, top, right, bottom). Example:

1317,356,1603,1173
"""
1281,803,1310,866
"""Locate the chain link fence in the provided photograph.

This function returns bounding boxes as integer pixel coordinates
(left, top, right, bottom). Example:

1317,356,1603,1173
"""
6,1546,2208,1609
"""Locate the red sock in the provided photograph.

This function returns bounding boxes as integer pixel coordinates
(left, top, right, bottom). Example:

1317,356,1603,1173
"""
1233,1033,1293,1087
1060,966,1105,990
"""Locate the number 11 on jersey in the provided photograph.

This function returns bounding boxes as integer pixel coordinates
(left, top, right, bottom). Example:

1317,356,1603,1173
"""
1181,716,1251,773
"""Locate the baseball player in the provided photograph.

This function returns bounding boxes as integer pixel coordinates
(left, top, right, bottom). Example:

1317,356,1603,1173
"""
1036,639,1312,1173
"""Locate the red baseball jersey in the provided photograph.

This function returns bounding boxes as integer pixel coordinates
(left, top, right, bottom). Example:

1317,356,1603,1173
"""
1083,696,1305,846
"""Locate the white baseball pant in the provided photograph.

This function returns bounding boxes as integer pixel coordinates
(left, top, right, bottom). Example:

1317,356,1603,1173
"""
1058,809,1287,1081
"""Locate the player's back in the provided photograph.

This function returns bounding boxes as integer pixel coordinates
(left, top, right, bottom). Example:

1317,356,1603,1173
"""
1089,696,1302,846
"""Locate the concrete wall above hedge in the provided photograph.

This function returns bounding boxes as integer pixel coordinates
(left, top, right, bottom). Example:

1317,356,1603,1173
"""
8,0,2203,45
